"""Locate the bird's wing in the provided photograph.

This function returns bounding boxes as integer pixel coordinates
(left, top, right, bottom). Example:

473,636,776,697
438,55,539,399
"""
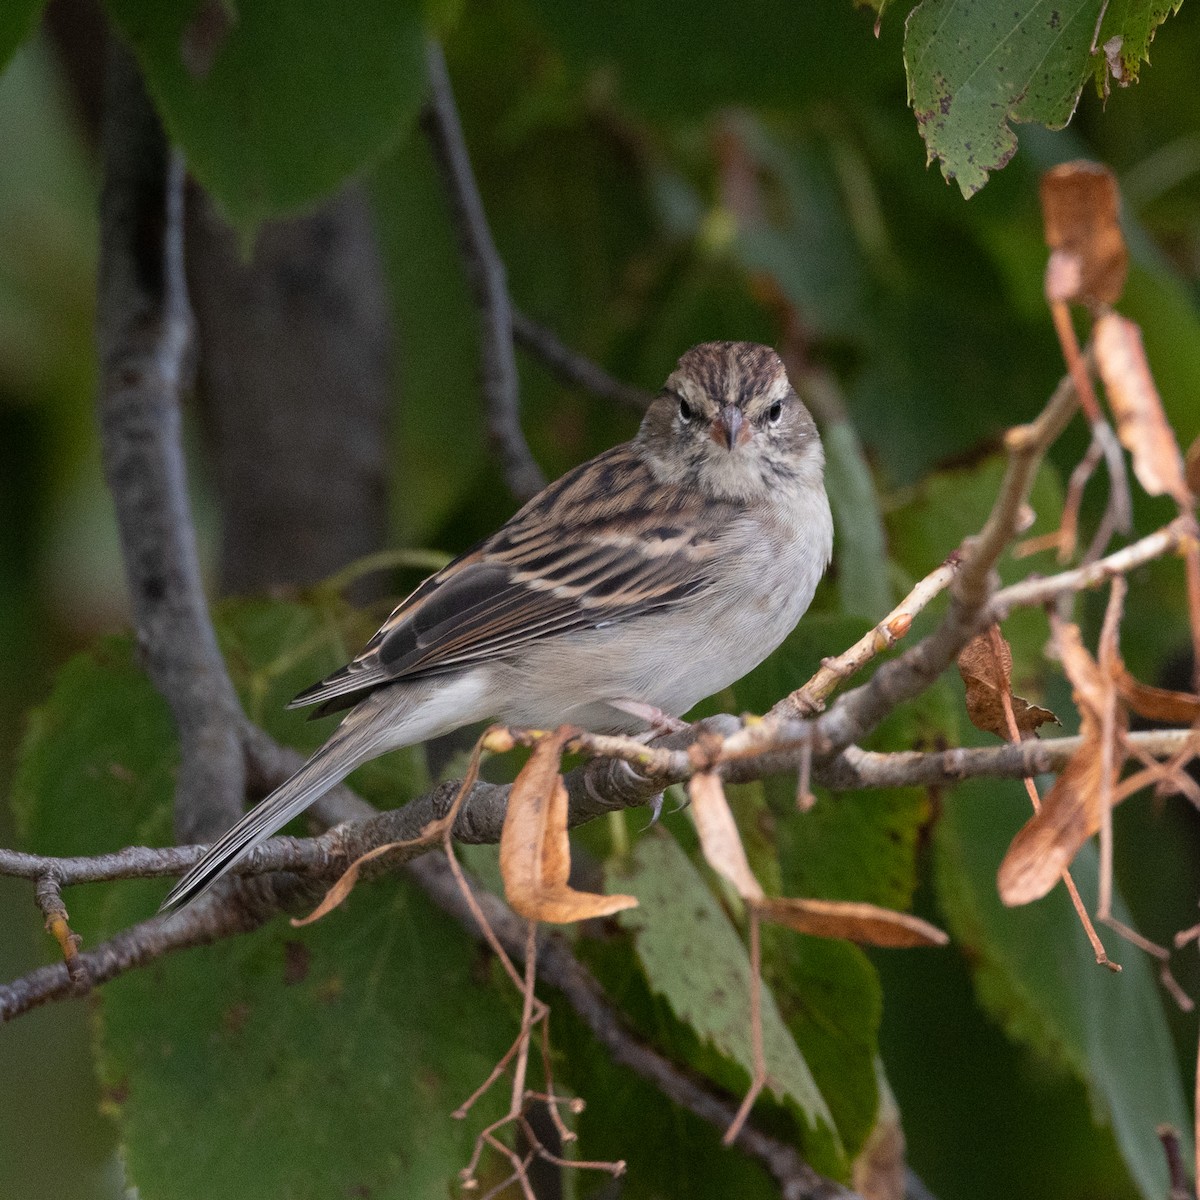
290,445,727,716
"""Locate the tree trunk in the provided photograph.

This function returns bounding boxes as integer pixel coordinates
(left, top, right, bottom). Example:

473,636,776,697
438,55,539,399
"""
186,185,393,596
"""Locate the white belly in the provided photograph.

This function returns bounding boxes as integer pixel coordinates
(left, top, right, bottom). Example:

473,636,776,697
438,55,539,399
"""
492,490,833,732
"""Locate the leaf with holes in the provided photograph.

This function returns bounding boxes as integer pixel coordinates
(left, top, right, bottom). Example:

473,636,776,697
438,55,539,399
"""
905,0,1184,196
957,628,1058,742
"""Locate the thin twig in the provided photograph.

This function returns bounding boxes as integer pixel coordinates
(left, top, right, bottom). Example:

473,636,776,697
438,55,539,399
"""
723,910,766,1144
34,875,88,989
1096,578,1125,922
421,39,545,501
3,728,1198,906
801,369,1081,765
1156,1124,1192,1200
1057,429,1104,561
991,518,1191,617
772,549,962,719
512,309,653,409
0,892,271,1022
409,853,861,1200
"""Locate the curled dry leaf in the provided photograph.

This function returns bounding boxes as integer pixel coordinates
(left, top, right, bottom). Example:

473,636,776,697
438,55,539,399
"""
1185,434,1200,498
998,617,1128,906
1054,618,1109,716
500,726,637,923
998,712,1106,906
1095,311,1192,506
1040,161,1128,307
1113,664,1200,725
754,897,948,949
688,772,764,901
688,775,946,949
957,627,1058,741
852,1077,906,1200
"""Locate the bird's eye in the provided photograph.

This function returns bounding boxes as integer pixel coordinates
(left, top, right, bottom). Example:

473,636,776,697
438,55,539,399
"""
678,397,693,423
767,401,784,426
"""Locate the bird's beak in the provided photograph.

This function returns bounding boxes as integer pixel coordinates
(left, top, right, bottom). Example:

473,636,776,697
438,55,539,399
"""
711,405,745,451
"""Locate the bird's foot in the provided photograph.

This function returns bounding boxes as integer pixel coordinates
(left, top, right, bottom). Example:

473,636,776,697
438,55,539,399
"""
610,698,689,739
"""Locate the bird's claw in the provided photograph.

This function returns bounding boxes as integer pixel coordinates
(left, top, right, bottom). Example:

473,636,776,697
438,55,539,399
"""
643,792,665,829
641,787,689,830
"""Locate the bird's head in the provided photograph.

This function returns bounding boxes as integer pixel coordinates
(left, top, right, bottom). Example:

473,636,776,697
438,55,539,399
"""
639,341,823,501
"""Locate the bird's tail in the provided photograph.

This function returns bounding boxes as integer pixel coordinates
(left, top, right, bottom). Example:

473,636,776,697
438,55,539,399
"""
160,708,391,914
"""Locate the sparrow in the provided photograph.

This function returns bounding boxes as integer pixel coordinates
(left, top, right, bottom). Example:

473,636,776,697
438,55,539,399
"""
162,341,833,911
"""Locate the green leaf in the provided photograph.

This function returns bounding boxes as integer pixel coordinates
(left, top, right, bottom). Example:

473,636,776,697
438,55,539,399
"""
935,780,1192,1199
905,0,1106,196
762,653,940,1159
607,832,845,1177
0,39,98,413
10,637,177,941
98,878,516,1199
1094,1,1185,92
214,596,430,804
823,419,891,621
726,595,950,1158
763,933,883,1160
555,939,782,1200
104,0,427,232
370,132,491,547
12,617,520,1198
526,0,897,117
0,0,45,78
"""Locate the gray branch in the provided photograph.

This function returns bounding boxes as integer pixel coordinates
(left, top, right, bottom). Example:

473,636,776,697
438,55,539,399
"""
512,309,654,410
1,725,1192,895
95,43,244,844
422,38,546,501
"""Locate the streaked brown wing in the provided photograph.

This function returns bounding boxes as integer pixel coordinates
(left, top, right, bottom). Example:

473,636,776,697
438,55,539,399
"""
290,445,723,716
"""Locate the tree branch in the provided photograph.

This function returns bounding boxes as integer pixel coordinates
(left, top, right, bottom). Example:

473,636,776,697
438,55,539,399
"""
991,517,1193,617
421,38,545,501
0,890,273,1022
511,309,654,410
788,369,1081,757
2,728,1193,896
95,43,244,844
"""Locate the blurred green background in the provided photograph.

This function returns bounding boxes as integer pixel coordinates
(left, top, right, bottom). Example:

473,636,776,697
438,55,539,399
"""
3,1,1200,1197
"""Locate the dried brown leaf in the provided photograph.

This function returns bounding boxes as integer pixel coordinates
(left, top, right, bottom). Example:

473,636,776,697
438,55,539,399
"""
852,1079,906,1200
998,716,1105,906
755,897,948,948
1054,619,1110,717
1040,161,1128,306
1113,664,1200,725
1095,311,1192,505
1001,614,1131,906
500,728,637,923
688,772,765,901
1185,434,1200,497
957,628,1058,740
